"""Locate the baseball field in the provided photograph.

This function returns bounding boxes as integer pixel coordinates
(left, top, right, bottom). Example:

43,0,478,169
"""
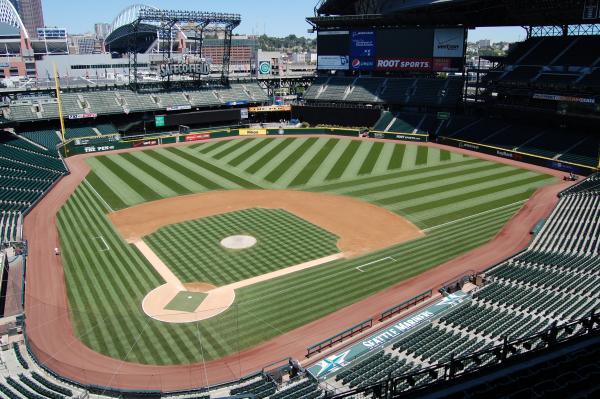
55,136,556,365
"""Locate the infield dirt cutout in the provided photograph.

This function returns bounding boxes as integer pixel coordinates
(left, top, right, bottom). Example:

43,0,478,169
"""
109,190,423,323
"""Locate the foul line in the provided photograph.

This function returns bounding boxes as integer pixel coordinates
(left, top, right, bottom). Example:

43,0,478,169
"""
422,200,527,233
356,256,397,273
94,236,110,252
84,179,114,213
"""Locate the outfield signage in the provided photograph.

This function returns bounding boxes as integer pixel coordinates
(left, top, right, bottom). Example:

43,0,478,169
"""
226,100,248,106
350,30,375,57
376,58,432,72
318,55,349,70
433,28,465,58
155,115,165,127
83,145,115,153
249,105,291,112
166,105,192,112
533,93,596,104
442,136,598,175
67,113,97,120
184,133,211,142
239,128,267,136
307,292,468,380
132,139,158,148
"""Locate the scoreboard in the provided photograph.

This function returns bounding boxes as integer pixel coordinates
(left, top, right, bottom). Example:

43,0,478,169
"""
317,27,466,73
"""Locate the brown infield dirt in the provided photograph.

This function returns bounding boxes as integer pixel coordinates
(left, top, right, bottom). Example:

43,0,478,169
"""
109,189,424,256
24,135,575,391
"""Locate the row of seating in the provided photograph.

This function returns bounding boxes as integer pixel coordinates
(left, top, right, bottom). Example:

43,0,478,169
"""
445,341,600,399
440,116,599,167
0,135,66,245
230,377,277,399
270,379,322,399
304,77,463,107
484,35,600,89
560,172,600,197
473,280,598,321
18,124,119,150
1,211,22,242
3,83,269,122
529,194,600,255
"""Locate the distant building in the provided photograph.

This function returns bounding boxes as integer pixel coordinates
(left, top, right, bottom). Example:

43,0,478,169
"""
37,27,66,40
9,0,44,38
69,34,101,54
476,39,491,49
36,53,151,79
94,23,110,40
199,35,258,75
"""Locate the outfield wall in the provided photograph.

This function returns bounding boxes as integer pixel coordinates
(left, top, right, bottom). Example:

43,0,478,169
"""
60,128,429,156
438,136,598,175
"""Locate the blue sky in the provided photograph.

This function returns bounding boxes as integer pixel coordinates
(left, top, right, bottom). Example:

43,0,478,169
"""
42,0,524,42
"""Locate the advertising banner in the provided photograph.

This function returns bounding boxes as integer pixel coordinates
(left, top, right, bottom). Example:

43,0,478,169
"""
239,128,267,136
307,292,468,380
155,115,165,127
166,105,192,112
533,93,596,104
434,58,464,72
67,113,97,120
350,30,376,57
375,58,433,72
433,28,465,58
350,57,375,71
82,144,116,154
184,133,211,142
318,55,349,70
132,139,158,148
249,105,291,112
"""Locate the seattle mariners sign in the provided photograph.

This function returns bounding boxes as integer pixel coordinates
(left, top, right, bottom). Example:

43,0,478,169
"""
308,292,468,380
160,61,211,78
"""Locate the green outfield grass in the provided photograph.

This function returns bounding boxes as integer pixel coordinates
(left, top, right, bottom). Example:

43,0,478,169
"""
145,208,339,286
55,137,557,365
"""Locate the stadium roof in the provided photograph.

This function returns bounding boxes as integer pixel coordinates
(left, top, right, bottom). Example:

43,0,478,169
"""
0,0,28,39
311,0,599,28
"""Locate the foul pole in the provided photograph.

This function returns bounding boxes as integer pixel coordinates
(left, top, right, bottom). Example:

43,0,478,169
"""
53,63,67,156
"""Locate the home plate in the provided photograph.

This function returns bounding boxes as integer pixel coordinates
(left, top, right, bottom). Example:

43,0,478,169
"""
220,235,257,250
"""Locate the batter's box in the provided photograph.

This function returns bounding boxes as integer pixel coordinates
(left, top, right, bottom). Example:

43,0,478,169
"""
93,236,110,252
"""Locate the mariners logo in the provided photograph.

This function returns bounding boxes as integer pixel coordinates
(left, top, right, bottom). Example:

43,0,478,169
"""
439,293,465,307
259,61,271,75
315,350,350,377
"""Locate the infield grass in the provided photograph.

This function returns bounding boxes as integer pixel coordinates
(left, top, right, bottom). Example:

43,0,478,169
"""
55,137,557,365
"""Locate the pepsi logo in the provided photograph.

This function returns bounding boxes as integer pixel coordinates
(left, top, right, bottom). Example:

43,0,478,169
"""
352,59,361,68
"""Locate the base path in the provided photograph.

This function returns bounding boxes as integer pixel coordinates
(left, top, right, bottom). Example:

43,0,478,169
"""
23,137,574,391
142,253,344,323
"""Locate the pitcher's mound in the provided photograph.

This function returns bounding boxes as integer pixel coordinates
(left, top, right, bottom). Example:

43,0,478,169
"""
220,235,257,250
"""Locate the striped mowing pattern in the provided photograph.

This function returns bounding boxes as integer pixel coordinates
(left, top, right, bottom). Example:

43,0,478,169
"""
54,137,558,364
144,208,339,286
86,138,469,209
58,183,523,365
